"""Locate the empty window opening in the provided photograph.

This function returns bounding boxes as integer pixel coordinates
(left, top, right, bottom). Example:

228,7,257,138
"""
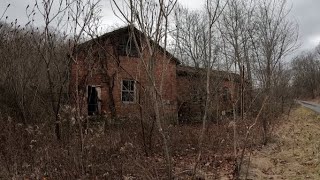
87,85,101,115
222,87,231,102
121,80,135,103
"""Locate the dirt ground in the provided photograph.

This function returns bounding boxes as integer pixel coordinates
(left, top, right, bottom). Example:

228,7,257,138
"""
241,107,320,179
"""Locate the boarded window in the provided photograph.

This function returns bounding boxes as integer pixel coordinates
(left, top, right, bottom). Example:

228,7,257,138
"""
121,80,135,103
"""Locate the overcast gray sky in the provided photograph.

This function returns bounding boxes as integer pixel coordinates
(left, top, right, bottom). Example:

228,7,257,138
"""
1,0,319,58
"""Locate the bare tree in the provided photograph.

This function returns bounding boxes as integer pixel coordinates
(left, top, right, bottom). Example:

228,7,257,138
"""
24,0,72,140
250,0,298,144
112,0,178,178
173,5,207,67
292,52,320,98
67,0,102,175
219,0,256,119
191,0,227,177
0,21,49,124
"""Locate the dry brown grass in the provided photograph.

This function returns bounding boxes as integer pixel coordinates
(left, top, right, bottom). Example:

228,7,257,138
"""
0,113,265,179
242,107,320,179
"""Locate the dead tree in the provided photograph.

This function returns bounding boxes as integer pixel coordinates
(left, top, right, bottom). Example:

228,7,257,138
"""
112,0,178,178
250,0,298,144
218,0,256,117
173,5,207,67
191,0,227,177
291,53,320,99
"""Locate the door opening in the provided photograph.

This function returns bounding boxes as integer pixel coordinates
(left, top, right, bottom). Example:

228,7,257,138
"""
88,85,98,115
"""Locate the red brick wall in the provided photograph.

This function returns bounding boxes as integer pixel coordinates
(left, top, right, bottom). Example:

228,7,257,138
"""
176,71,240,122
70,38,178,119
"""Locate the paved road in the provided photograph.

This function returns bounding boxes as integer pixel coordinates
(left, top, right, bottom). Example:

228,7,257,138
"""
297,100,320,113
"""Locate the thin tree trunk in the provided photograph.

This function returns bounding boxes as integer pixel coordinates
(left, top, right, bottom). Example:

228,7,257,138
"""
193,64,211,177
152,87,172,179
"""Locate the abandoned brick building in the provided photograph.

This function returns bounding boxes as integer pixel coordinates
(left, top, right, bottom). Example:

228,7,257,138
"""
70,25,242,122
70,26,178,120
177,66,241,122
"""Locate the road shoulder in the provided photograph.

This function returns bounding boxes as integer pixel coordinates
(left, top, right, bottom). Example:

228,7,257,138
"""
241,107,320,179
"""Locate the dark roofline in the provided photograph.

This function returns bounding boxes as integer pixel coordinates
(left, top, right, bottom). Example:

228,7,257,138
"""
177,65,243,82
75,25,180,65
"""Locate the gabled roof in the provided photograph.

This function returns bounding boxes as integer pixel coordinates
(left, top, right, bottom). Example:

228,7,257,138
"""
75,25,180,64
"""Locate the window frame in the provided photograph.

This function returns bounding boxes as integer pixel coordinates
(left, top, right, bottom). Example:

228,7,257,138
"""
121,79,136,103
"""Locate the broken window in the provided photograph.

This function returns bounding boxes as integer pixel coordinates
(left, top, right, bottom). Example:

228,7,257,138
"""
117,36,139,57
121,80,135,103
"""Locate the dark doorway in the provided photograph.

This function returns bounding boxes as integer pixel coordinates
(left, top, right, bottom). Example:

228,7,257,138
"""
88,86,98,115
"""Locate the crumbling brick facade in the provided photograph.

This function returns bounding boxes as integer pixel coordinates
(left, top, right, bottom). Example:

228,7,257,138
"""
176,66,241,122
